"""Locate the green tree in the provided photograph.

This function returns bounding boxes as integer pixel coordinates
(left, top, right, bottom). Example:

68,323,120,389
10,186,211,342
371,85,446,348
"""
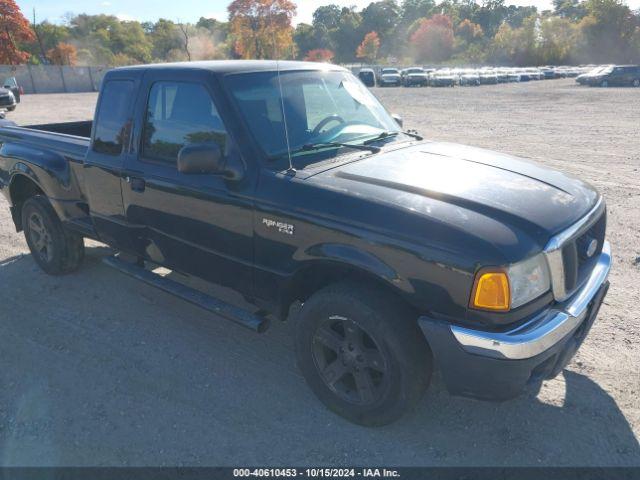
505,5,539,28
539,16,578,64
313,4,342,31
489,14,538,65
147,19,182,61
553,0,588,21
632,26,640,62
294,23,317,60
27,20,70,63
114,20,153,63
68,14,152,65
400,0,436,27
577,0,637,62
196,16,229,38
360,0,401,45
332,7,363,62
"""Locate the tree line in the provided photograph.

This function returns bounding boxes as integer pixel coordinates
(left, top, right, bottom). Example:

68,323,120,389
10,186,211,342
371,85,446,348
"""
0,0,639,67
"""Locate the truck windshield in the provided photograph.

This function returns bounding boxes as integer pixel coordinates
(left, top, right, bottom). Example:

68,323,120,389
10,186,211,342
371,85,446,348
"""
225,70,401,165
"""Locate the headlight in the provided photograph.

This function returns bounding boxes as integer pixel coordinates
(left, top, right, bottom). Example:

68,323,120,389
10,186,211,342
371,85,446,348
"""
470,253,551,312
506,253,551,309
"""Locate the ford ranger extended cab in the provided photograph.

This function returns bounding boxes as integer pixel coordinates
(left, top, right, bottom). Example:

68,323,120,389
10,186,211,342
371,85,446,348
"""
0,61,610,426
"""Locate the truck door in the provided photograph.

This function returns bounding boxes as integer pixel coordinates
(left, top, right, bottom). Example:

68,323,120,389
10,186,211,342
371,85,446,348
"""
84,74,139,251
121,74,254,295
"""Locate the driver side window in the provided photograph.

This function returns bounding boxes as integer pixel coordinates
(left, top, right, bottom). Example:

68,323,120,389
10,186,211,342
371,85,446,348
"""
142,81,227,165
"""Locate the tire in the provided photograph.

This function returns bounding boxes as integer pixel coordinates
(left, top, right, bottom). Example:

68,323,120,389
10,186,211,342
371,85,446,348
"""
22,195,85,275
7,106,16,112
632,79,640,87
295,281,432,426
601,80,608,88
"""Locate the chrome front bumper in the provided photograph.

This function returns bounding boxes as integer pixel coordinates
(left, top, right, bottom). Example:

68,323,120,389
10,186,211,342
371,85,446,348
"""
450,241,611,360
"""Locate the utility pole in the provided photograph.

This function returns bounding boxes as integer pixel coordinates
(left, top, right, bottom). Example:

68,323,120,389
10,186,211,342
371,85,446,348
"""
32,8,49,64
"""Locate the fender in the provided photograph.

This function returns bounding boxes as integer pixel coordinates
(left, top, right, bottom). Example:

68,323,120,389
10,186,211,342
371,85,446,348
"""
3,142,73,194
1,137,87,226
272,241,417,320
304,242,402,287
3,170,45,231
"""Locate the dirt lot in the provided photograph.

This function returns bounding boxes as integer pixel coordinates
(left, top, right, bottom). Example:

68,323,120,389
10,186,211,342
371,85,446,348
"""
0,80,638,466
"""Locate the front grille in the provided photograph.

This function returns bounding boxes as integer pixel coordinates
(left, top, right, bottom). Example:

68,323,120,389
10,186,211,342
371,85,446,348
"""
560,210,607,295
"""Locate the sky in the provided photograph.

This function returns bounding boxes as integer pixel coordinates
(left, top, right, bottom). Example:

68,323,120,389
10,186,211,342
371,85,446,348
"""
15,0,640,25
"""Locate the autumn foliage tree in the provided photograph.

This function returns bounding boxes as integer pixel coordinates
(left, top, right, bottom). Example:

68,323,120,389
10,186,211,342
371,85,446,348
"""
356,31,380,63
304,48,334,62
228,0,296,59
47,42,78,65
410,14,454,63
0,0,35,64
456,19,483,44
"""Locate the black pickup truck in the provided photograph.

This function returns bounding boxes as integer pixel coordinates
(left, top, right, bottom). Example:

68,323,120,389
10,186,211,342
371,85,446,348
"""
0,61,611,426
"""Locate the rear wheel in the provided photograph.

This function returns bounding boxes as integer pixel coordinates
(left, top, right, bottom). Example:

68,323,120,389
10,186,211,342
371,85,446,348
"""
22,195,85,275
295,281,432,426
632,79,640,87
601,80,609,88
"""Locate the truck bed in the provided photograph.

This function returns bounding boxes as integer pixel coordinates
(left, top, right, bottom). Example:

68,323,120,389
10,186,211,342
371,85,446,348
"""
0,122,91,234
24,120,93,139
0,122,90,162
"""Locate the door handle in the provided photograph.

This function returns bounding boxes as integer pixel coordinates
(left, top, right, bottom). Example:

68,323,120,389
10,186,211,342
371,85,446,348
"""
126,176,146,193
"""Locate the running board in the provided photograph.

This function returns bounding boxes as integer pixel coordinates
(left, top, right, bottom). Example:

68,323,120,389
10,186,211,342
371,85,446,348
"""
102,255,269,333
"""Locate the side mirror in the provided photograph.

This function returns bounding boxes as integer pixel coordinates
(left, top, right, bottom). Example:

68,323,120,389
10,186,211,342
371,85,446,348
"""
177,143,224,174
391,113,403,128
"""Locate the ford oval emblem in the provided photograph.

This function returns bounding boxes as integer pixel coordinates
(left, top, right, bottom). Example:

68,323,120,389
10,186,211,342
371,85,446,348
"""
586,239,598,258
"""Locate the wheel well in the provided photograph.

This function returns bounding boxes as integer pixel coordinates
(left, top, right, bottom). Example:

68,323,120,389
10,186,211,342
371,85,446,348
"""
282,262,416,320
9,175,44,231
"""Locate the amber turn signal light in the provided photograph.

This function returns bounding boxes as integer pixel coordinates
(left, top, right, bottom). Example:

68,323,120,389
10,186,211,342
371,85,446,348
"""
471,269,511,312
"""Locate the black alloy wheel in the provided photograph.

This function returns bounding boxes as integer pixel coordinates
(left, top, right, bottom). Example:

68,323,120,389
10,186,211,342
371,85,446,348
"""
311,315,389,406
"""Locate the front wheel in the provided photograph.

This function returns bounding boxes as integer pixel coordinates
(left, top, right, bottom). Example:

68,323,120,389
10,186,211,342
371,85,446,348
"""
601,80,609,88
22,195,85,275
295,281,432,426
632,79,640,87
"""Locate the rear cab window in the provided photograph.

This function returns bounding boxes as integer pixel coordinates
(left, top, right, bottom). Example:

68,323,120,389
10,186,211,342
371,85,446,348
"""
93,80,135,156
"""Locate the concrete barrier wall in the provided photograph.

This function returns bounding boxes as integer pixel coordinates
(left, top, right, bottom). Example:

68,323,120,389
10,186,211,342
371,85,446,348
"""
0,65,109,94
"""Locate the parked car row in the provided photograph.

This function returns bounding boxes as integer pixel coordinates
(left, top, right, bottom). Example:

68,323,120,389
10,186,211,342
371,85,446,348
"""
357,65,591,88
576,65,640,87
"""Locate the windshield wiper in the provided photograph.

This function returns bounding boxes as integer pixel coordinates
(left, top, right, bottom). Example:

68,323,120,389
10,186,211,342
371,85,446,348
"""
363,131,400,144
301,141,381,154
404,129,424,140
363,130,424,145
267,141,379,162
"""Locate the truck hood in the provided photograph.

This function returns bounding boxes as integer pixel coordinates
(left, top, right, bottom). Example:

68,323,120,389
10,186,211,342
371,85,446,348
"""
309,142,599,258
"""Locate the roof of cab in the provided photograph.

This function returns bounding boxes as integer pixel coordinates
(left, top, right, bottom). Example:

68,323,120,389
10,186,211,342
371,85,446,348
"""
112,60,348,75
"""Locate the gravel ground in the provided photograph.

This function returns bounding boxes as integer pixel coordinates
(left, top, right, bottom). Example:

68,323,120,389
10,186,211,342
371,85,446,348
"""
0,79,638,466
